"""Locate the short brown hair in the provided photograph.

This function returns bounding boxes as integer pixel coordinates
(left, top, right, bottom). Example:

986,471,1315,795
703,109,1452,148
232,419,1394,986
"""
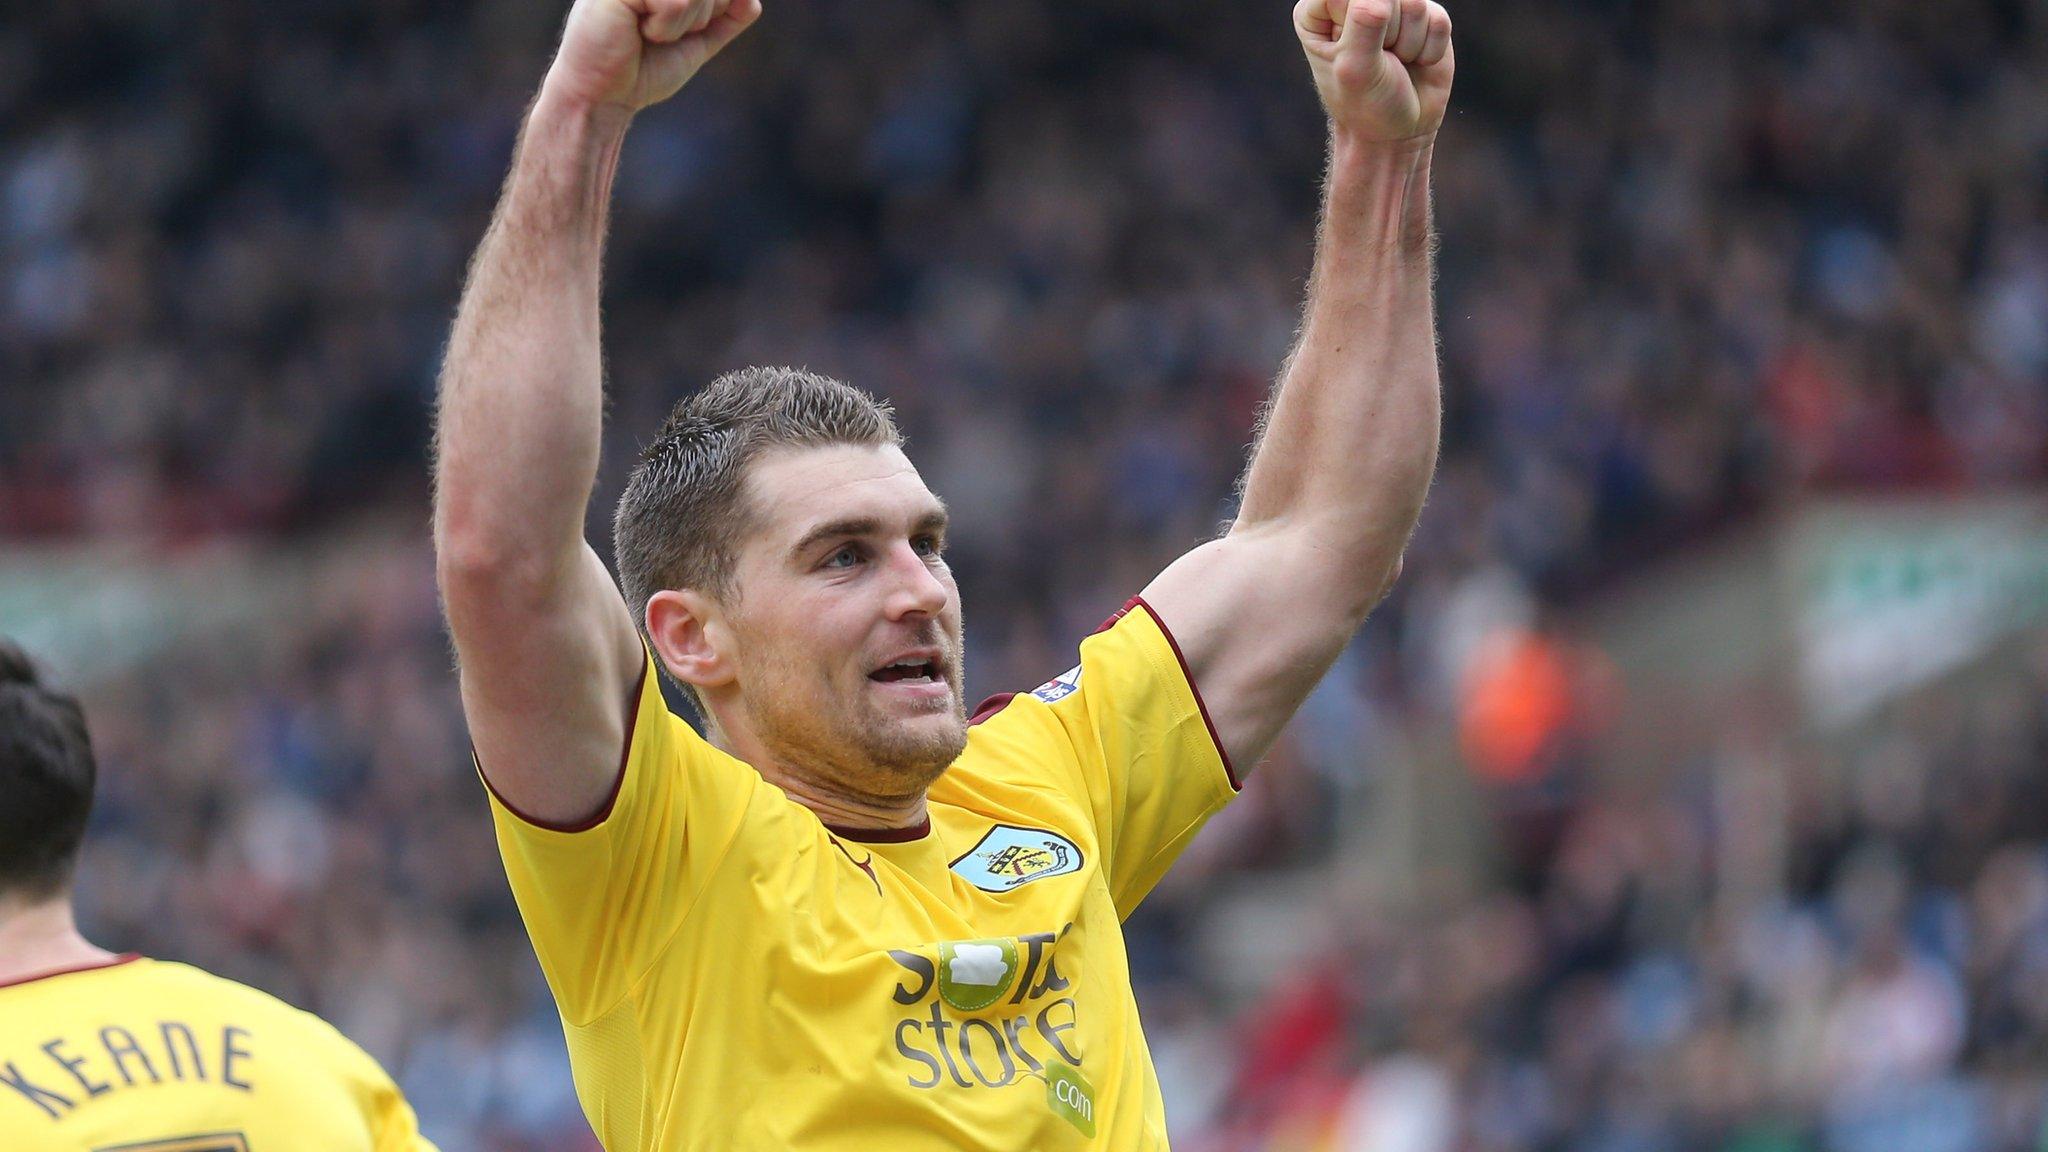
0,638,96,900
614,366,902,627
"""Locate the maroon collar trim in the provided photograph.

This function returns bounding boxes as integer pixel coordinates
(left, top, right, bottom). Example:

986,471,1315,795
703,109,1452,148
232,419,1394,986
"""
0,952,143,991
825,818,932,843
969,692,1018,726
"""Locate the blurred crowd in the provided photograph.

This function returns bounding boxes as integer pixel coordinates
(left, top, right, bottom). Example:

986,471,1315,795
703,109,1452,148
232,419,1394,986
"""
4,0,2046,1146
69,550,596,1146
1160,635,2048,1152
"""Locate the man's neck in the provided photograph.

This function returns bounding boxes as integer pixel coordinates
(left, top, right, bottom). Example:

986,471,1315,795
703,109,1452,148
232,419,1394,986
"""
705,727,930,833
770,772,930,833
0,895,116,985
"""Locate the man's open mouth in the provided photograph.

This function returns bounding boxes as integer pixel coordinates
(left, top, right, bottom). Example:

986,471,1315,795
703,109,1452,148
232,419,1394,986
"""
869,659,942,686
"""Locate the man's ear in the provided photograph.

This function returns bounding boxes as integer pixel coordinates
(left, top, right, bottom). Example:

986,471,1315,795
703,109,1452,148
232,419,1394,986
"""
646,588,736,689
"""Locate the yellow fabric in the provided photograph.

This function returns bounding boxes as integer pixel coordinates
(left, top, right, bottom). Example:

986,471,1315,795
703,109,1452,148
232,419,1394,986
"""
0,957,435,1151
487,599,1237,1151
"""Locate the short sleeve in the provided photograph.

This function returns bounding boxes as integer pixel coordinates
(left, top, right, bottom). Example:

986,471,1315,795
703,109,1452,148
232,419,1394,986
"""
977,597,1239,916
481,651,763,1025
353,1037,440,1152
374,1086,439,1152
289,1000,443,1152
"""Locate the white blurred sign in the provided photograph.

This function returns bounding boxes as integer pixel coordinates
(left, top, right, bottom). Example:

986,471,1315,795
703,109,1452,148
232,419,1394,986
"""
0,542,282,685
1791,497,2048,725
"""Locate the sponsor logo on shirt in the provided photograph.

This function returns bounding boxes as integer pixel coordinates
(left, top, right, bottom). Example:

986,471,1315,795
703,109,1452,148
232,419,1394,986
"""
949,825,1083,893
939,940,1018,1011
1029,666,1082,704
888,924,1096,1133
1045,1059,1097,1136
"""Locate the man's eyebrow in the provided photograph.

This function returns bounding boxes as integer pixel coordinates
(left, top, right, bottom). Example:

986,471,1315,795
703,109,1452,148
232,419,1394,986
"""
912,507,950,538
790,517,882,561
787,506,951,563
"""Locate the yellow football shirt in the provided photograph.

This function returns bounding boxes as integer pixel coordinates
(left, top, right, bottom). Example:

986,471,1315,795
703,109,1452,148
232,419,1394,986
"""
485,597,1240,1150
0,955,435,1151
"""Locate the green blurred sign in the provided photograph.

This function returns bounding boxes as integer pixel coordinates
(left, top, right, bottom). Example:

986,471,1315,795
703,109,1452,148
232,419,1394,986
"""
1791,497,2048,723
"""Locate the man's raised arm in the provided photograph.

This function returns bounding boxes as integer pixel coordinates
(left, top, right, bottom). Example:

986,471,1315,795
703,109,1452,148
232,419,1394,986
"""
1142,0,1453,772
433,0,759,824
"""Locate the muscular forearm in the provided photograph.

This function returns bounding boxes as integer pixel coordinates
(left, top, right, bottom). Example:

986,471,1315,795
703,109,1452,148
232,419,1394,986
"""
1235,134,1441,574
1130,0,1452,771
433,94,633,582
428,0,754,827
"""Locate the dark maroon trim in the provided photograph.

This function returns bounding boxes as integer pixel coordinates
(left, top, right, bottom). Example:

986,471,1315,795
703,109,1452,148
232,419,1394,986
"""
829,839,883,894
825,817,933,843
969,692,1018,726
1095,602,1135,634
477,658,651,833
0,952,142,991
1128,596,1242,792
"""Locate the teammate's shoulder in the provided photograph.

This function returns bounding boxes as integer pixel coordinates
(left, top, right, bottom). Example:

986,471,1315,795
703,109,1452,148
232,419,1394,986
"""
137,959,273,1004
143,961,351,1035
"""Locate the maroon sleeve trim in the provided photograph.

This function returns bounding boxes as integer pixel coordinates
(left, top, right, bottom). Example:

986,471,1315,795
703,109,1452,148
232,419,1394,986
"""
476,657,652,833
1128,596,1242,792
1094,602,1135,634
968,692,1019,726
0,952,143,991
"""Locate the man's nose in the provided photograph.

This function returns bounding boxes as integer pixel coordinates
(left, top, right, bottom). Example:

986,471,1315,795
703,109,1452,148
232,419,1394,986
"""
884,543,950,619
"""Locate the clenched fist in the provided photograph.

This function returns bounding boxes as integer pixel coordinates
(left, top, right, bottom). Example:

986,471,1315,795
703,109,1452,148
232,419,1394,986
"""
543,0,762,113
1295,0,1453,143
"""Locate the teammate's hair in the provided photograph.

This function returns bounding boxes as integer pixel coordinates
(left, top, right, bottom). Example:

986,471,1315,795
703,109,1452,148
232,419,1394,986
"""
614,365,902,622
0,639,96,900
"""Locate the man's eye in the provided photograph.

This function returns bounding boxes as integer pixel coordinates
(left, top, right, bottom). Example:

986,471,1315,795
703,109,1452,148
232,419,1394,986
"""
913,535,944,558
824,546,861,569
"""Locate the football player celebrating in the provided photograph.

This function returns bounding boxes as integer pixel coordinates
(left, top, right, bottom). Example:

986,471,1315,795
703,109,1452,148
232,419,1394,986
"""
432,0,1451,1144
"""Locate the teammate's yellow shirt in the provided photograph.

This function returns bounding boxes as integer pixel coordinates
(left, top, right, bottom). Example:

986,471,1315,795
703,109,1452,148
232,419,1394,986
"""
0,955,435,1151
486,597,1240,1150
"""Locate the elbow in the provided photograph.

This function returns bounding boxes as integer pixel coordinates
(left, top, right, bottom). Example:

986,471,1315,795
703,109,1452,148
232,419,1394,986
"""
433,513,564,611
1376,553,1406,601
436,548,570,631
436,533,514,612
435,529,512,591
1330,550,1404,629
1367,552,1405,614
432,468,590,622
434,493,505,582
1227,520,1409,631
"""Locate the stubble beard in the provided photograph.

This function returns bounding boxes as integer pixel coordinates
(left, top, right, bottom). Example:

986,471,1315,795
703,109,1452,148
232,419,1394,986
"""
745,642,970,807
